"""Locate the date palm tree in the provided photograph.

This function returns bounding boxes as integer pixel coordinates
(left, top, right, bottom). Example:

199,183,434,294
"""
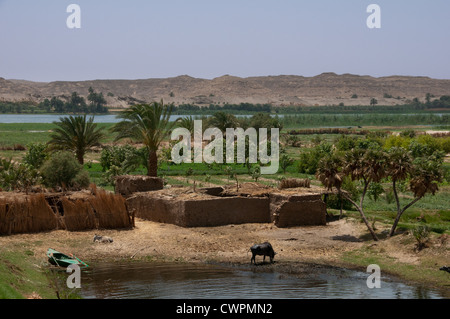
208,112,238,133
111,100,177,177
178,115,195,135
48,115,105,165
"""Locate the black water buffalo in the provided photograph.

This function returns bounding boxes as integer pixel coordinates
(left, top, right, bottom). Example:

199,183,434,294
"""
440,266,450,273
250,242,276,264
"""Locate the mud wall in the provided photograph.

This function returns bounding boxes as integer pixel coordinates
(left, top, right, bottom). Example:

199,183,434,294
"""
126,193,185,226
183,197,270,227
270,193,327,227
127,191,326,228
115,175,164,197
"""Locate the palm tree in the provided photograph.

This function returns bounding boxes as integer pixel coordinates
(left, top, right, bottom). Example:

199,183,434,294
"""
208,112,237,133
316,153,344,218
111,100,178,177
178,116,195,135
48,115,105,165
388,150,443,236
340,147,386,241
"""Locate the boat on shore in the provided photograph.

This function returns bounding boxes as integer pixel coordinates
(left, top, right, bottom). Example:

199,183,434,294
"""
47,248,89,268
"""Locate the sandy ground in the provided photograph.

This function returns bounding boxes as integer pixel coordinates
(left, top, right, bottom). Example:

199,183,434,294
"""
1,218,367,265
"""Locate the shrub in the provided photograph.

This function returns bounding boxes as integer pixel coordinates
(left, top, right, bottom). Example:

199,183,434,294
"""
72,170,90,189
23,142,49,169
412,225,431,251
0,158,42,192
297,143,332,174
100,145,136,171
41,152,90,190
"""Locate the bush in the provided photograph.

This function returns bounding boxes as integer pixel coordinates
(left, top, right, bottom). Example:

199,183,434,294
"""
23,143,49,169
412,225,431,251
100,145,136,171
41,152,90,190
297,143,332,174
438,137,450,153
0,158,41,192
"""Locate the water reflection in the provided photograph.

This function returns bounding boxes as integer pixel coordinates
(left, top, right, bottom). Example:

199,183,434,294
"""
79,262,444,299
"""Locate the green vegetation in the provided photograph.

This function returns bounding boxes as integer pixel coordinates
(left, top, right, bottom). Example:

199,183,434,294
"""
40,151,90,190
48,115,105,164
111,100,178,177
0,87,108,114
0,250,57,299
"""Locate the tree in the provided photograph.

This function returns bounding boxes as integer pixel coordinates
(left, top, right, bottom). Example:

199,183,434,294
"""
48,115,105,165
387,148,444,236
370,98,378,106
23,142,49,169
279,154,294,173
318,146,385,241
111,100,178,177
178,116,195,135
66,92,87,112
316,153,345,217
50,97,65,113
87,87,107,113
207,112,237,133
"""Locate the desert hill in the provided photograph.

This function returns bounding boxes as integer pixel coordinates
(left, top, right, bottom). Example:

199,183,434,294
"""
1,73,450,108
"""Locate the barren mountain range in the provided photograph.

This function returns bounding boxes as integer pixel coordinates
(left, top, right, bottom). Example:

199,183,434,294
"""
1,72,450,108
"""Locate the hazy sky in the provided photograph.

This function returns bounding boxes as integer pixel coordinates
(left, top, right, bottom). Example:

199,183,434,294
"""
0,0,449,82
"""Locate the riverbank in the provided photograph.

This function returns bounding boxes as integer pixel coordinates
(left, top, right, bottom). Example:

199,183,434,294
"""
0,217,448,298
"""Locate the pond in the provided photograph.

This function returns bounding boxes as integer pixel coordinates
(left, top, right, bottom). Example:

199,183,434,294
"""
79,262,445,299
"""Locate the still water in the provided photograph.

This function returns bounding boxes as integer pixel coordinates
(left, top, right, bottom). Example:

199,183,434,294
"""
79,262,445,299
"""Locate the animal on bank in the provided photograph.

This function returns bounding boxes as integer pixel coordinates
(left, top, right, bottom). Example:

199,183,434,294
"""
93,234,114,243
250,242,276,264
440,266,450,273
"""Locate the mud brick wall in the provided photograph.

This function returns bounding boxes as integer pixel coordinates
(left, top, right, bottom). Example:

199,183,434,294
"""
126,194,270,227
269,193,326,227
182,197,270,227
115,175,164,197
126,193,185,225
127,191,326,228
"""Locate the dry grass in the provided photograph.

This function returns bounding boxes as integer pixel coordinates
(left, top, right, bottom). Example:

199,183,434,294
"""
0,190,132,235
89,190,130,229
61,198,97,231
0,194,57,235
279,178,311,189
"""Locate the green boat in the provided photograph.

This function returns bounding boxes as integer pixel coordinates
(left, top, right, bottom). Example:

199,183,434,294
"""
47,248,89,268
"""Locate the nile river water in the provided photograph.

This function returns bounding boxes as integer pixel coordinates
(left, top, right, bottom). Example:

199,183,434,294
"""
79,262,445,299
